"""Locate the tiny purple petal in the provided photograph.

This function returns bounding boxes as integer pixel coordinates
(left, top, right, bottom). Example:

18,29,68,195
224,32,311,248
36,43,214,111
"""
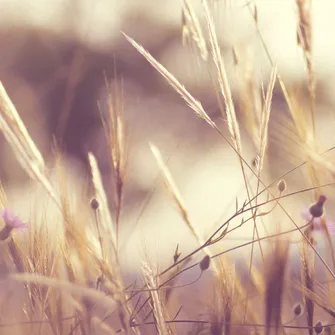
1,209,28,230
301,207,335,233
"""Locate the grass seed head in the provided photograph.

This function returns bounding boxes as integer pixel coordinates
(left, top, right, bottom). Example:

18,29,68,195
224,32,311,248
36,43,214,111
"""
277,179,287,193
90,198,99,210
293,302,303,316
309,195,327,218
200,255,211,271
314,320,323,334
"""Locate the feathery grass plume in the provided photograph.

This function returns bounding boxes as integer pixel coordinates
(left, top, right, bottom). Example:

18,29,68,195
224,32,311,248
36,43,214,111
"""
181,0,208,61
296,0,313,71
39,157,104,334
245,1,321,199
234,46,263,150
246,67,277,299
286,91,318,176
210,254,261,329
298,278,335,330
122,33,215,128
0,82,44,169
54,154,95,274
296,0,316,137
264,239,290,335
286,91,335,296
88,153,141,335
258,67,277,172
201,1,266,280
99,74,127,250
4,207,75,333
149,143,258,322
142,260,172,335
149,142,219,275
210,258,236,335
246,68,277,282
123,18,269,194
29,223,63,332
88,152,117,255
200,0,241,153
301,230,315,335
0,82,59,207
199,5,270,308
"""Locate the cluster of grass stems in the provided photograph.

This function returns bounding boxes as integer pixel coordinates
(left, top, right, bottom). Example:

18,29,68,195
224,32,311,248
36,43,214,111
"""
0,0,334,334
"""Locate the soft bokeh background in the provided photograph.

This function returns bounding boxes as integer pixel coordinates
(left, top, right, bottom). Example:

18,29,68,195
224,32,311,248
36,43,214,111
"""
1,0,335,273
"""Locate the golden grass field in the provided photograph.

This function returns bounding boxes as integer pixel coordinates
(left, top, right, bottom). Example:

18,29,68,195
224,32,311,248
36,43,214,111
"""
1,0,335,334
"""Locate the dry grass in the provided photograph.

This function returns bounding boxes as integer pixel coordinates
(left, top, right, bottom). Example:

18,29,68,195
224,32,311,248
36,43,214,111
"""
0,2,335,335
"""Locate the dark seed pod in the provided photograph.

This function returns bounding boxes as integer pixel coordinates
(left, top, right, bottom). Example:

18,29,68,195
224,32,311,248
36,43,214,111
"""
277,179,286,193
199,255,211,271
293,303,303,316
314,320,323,334
309,195,326,218
90,198,99,210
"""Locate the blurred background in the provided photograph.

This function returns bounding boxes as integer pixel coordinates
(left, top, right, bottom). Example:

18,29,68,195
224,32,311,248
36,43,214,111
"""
1,0,335,272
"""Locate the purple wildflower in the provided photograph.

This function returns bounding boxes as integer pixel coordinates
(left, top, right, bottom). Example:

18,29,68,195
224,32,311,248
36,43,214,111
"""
1,209,28,230
0,209,28,241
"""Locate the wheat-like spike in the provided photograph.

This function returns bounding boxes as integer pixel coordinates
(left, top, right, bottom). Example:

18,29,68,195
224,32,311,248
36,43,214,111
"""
182,0,208,61
296,0,315,138
142,261,171,335
200,0,241,153
88,153,138,334
150,142,219,274
0,82,59,206
88,152,117,251
0,82,45,169
258,67,277,171
122,32,215,128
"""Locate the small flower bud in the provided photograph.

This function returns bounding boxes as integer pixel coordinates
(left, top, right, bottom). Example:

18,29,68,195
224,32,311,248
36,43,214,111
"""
309,195,327,218
199,255,211,271
90,198,99,210
277,180,286,193
314,320,323,334
293,303,303,316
